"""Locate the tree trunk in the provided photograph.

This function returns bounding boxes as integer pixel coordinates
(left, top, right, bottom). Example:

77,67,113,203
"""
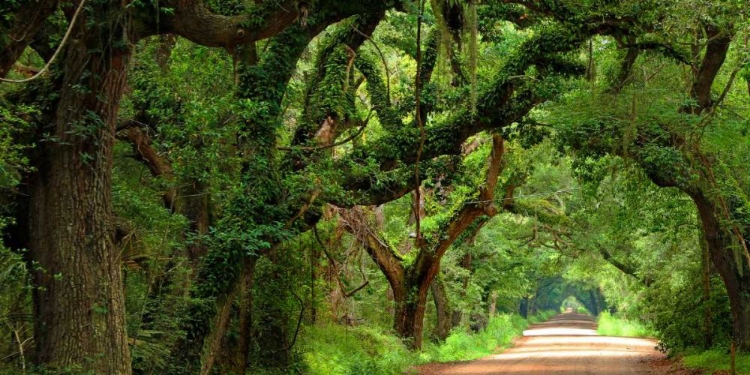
692,191,750,351
310,244,319,324
452,252,472,326
393,279,430,349
199,283,239,375
27,3,132,372
228,258,256,375
488,291,498,318
700,223,713,349
430,277,454,341
589,289,600,316
519,296,529,318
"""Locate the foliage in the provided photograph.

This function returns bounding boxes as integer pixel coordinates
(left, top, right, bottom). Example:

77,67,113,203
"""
297,310,556,375
1,0,749,372
423,313,528,362
298,324,418,375
596,312,655,338
682,349,750,374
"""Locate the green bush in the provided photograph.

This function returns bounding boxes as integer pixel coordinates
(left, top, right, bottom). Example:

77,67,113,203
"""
421,313,528,362
298,324,418,375
298,310,557,374
597,311,655,338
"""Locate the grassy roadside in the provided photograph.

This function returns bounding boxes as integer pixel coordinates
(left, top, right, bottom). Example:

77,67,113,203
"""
595,313,750,374
296,310,556,375
596,311,655,338
679,349,750,374
419,310,556,363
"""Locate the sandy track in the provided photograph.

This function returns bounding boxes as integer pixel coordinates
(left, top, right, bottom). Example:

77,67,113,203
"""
417,312,665,374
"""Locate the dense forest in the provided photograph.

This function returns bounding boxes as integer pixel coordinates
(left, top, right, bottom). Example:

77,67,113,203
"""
0,0,748,373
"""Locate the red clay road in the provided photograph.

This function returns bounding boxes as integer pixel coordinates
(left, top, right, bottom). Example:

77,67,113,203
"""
417,312,666,374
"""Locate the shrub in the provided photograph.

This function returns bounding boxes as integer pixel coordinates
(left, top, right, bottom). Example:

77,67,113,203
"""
682,349,750,374
298,324,417,375
597,311,655,338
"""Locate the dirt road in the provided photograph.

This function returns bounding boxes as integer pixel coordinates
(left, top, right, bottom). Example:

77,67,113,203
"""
418,312,666,374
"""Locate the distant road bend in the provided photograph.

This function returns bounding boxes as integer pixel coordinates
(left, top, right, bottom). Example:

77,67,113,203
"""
418,312,665,374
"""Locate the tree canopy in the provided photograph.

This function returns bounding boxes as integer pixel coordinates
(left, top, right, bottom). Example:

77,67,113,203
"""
0,0,749,373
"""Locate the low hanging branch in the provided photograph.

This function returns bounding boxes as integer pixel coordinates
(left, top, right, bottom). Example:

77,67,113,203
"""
343,133,506,287
277,110,373,151
313,225,370,298
349,25,392,102
338,133,506,349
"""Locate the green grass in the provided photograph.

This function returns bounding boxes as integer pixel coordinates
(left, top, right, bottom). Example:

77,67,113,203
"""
682,349,750,374
298,310,557,375
299,324,419,375
596,311,655,338
420,310,556,363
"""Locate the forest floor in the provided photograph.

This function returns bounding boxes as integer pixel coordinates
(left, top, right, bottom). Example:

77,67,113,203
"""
416,312,702,374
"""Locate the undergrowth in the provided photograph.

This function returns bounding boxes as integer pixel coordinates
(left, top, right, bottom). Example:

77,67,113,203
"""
596,311,655,338
298,324,418,375
421,310,556,363
681,349,750,374
298,310,556,375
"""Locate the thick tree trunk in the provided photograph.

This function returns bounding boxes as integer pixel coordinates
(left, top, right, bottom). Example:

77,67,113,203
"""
700,224,713,349
228,258,256,375
393,278,431,349
430,277,454,341
199,284,238,375
27,3,132,372
692,191,750,351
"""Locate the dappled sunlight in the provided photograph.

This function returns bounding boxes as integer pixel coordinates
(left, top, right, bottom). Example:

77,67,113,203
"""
522,327,598,336
429,313,663,374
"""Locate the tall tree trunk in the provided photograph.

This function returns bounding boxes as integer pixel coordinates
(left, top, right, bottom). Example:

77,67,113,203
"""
310,244,319,324
199,283,239,375
692,191,750,351
27,2,132,372
228,258,256,375
700,222,713,349
430,276,454,341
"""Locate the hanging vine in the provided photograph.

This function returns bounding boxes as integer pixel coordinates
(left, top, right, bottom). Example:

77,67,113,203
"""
414,0,427,245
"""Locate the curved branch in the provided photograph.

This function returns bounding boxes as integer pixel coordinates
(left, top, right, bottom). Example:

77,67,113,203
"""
0,0,86,84
0,0,58,78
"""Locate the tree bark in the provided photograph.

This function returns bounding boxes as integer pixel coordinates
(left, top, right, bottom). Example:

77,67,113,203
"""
692,191,750,351
228,258,256,375
452,252,472,326
488,291,498,318
393,278,430,349
27,2,132,372
199,281,240,375
688,25,732,113
430,276,454,341
342,135,505,349
700,224,713,349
